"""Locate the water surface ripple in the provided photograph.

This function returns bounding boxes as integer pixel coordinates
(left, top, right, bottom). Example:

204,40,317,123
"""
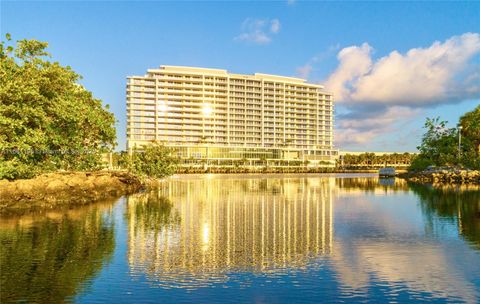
1,174,479,303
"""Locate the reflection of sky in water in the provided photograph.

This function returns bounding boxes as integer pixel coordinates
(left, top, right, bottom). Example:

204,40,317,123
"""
333,193,478,302
97,175,478,303
2,175,478,303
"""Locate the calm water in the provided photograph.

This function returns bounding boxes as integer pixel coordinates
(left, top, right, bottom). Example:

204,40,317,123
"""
1,174,480,303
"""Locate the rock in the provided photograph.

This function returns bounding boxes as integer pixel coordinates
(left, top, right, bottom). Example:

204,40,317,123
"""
45,179,67,192
15,181,35,193
399,168,480,185
0,170,145,215
66,176,85,188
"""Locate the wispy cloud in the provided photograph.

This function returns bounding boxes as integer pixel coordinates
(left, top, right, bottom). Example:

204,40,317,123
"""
335,106,421,147
287,0,296,5
295,45,340,79
296,63,313,79
235,18,281,45
323,33,480,148
270,19,281,34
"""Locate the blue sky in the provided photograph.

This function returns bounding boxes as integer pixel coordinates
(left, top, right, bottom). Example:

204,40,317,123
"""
2,1,479,152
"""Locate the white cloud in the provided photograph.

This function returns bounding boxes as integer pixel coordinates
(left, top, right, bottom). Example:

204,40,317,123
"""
270,19,281,34
235,18,281,45
326,33,480,106
324,43,373,102
323,33,480,149
287,0,296,5
335,106,421,147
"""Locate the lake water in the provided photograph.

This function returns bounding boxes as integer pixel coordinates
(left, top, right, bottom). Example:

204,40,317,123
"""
1,174,479,303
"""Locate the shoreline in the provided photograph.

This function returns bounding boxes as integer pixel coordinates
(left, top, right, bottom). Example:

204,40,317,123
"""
176,167,388,174
397,169,480,185
1,169,479,215
0,171,145,215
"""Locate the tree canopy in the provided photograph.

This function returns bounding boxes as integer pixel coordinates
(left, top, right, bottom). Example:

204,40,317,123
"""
459,105,480,157
130,142,179,178
0,35,116,179
410,105,480,171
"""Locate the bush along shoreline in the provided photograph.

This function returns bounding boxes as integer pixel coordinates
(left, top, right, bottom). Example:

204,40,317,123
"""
401,106,480,185
398,168,480,185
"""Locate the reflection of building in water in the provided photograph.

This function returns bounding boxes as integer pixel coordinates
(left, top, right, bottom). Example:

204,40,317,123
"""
126,177,334,287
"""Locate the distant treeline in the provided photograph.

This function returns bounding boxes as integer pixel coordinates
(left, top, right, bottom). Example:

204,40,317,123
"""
337,153,416,169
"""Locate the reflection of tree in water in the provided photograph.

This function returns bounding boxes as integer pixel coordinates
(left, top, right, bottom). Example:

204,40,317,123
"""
336,177,409,192
0,209,115,303
127,191,181,233
410,183,480,249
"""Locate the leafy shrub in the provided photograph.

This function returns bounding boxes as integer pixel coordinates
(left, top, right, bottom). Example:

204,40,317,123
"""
130,143,178,178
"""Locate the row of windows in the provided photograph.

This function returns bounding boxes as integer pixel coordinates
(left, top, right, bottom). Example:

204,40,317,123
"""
129,134,332,147
129,144,336,160
130,78,323,89
127,98,332,107
129,119,332,129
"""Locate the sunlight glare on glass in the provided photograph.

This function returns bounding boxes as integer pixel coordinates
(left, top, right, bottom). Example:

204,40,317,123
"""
202,103,213,116
158,100,168,112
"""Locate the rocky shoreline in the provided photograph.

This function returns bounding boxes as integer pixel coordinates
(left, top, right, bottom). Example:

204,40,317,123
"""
398,169,480,185
0,171,147,215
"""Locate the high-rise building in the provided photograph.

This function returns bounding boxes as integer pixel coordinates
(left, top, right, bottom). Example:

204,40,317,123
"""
126,66,336,166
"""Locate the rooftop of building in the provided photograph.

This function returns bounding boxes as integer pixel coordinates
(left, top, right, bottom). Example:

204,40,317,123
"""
131,65,325,89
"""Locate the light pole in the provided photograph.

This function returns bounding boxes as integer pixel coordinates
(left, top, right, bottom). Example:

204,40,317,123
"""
458,126,463,161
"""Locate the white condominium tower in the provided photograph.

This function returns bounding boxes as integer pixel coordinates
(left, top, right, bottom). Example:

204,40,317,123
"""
126,66,336,166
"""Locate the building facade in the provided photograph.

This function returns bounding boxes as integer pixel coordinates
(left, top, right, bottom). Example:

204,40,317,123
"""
126,66,336,166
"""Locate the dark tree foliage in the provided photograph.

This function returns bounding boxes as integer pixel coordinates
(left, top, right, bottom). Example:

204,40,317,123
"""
459,105,480,169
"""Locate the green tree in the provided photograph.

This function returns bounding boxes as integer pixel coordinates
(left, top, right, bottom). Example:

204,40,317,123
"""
460,105,480,152
112,151,130,169
459,105,480,169
410,108,480,171
0,35,116,179
130,142,178,178
410,117,458,171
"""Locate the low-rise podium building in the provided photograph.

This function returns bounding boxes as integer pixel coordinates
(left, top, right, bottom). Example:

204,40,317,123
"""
126,66,337,166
